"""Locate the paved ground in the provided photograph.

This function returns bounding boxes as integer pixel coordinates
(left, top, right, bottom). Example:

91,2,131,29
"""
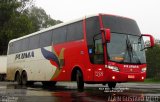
0,82,160,102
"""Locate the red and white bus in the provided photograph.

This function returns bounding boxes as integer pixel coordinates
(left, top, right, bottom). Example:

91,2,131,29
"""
7,14,154,90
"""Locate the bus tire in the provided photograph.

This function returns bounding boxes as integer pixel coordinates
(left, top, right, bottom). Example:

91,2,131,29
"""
102,83,107,86
21,71,27,85
15,72,22,85
76,70,84,90
108,82,116,90
0,75,3,81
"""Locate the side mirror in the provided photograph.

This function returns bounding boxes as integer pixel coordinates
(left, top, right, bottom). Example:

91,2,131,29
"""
141,34,155,48
101,28,111,43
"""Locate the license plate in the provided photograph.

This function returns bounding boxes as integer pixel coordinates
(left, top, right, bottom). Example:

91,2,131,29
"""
128,75,135,79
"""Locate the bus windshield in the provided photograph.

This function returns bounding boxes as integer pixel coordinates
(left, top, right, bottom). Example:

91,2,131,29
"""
101,15,146,64
107,33,146,64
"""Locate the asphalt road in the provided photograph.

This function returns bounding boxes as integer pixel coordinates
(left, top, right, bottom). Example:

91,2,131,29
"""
0,82,160,102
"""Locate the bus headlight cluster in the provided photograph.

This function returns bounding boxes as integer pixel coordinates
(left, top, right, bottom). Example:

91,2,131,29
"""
141,67,147,72
107,65,120,72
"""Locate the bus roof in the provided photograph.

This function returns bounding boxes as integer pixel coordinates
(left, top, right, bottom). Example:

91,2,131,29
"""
9,13,134,44
9,14,99,44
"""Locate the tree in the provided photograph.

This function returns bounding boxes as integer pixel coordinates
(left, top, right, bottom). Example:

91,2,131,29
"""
0,1,62,55
0,0,34,55
27,6,62,32
1,13,33,43
0,0,33,28
146,44,160,79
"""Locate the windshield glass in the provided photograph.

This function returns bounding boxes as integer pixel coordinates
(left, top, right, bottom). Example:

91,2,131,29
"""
107,33,146,64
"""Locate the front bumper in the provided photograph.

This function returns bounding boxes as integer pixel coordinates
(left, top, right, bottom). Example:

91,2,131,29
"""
93,68,146,82
105,71,146,82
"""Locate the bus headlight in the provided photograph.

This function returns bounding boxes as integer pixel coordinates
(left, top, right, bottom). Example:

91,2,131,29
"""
141,67,147,72
107,65,120,72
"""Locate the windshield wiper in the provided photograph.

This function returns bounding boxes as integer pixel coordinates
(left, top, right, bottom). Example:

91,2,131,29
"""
126,37,133,62
121,36,141,64
126,37,141,64
119,37,131,63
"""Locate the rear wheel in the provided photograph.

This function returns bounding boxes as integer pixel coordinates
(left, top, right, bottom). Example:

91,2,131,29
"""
0,75,4,81
15,72,21,85
76,70,84,90
21,71,27,85
108,82,116,90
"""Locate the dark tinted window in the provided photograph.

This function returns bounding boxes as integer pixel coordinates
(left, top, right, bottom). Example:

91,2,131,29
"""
86,17,103,64
40,31,52,47
29,35,40,50
9,42,14,54
9,39,28,54
102,15,141,35
14,40,21,53
67,21,83,41
86,17,100,46
21,38,29,52
52,26,67,44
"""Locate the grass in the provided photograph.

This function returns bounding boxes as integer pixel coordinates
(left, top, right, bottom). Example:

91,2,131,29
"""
143,78,160,83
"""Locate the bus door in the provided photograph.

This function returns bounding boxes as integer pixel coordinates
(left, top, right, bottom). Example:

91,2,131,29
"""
93,34,106,81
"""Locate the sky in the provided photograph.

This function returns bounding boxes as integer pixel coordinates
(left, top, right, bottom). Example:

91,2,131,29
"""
35,0,160,39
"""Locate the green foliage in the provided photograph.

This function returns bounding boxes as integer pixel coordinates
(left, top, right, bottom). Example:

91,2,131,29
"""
27,6,62,32
0,0,24,54
146,44,160,79
0,0,62,55
144,78,160,83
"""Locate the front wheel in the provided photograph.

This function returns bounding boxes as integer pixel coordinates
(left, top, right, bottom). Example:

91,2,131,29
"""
76,70,84,90
108,82,116,90
102,83,107,86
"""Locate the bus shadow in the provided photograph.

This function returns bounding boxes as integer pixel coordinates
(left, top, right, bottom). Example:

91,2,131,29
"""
6,82,77,91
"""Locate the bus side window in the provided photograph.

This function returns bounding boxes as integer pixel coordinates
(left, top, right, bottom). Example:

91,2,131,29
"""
9,42,13,54
67,21,83,41
52,27,67,44
95,39,103,54
21,38,29,52
86,16,102,64
28,35,40,50
40,31,52,47
14,40,21,53
94,38,104,64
